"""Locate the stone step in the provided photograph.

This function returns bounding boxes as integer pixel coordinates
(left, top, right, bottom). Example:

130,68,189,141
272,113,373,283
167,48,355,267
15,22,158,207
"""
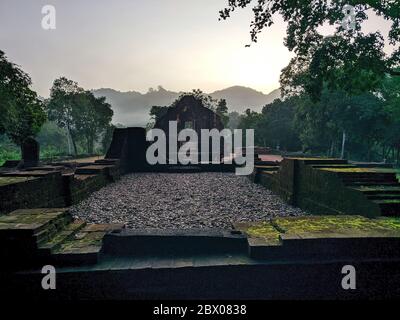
0,170,61,178
338,172,397,180
366,194,400,201
373,200,400,216
343,180,398,186
352,186,400,195
344,181,400,187
260,170,277,176
94,159,119,165
32,213,73,244
102,229,248,256
37,220,87,255
341,177,398,183
75,165,110,175
52,223,124,265
23,166,65,172
0,208,71,240
339,173,397,181
0,208,72,261
303,159,348,165
236,216,400,260
254,161,280,166
311,164,356,169
255,166,280,171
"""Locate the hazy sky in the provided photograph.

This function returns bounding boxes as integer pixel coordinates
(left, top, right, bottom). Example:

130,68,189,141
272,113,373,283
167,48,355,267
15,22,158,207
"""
0,0,392,97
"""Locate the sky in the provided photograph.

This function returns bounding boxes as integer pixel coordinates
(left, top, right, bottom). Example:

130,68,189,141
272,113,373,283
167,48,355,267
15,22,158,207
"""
0,0,393,97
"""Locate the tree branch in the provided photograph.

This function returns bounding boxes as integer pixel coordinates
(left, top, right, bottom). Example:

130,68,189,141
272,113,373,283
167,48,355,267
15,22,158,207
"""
388,69,400,76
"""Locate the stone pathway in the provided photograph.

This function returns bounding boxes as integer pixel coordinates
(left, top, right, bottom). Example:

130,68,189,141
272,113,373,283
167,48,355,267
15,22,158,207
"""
70,172,306,229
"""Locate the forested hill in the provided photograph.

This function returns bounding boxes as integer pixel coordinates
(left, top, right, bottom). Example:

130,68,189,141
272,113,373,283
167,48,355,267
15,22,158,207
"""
92,86,280,127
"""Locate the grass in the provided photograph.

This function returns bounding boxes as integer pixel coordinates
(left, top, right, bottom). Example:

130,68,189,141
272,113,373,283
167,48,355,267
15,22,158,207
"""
234,216,400,244
318,167,396,173
0,150,20,166
0,176,37,187
273,215,400,235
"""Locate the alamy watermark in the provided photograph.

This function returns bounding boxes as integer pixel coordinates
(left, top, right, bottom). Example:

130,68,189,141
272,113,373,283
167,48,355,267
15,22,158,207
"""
146,121,254,176
341,265,356,290
40,4,356,32
41,5,56,30
41,265,56,290
342,4,356,31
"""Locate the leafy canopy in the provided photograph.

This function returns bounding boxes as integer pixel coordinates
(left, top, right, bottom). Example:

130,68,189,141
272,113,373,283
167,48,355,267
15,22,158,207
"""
0,50,46,145
219,1,400,99
47,77,113,154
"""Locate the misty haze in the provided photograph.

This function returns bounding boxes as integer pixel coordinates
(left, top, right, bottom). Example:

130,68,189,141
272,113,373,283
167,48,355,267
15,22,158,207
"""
93,86,280,126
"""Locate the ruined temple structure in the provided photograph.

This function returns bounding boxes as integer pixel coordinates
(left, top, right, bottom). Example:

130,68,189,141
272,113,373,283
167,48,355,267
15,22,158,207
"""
104,95,228,170
154,95,224,134
154,95,224,162
105,127,148,173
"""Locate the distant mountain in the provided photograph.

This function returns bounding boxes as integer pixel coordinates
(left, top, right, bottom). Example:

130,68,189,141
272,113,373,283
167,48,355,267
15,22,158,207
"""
92,85,281,127
210,86,280,113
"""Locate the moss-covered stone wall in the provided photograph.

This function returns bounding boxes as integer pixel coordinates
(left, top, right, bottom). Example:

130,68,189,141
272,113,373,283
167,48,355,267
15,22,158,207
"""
0,162,120,214
295,160,381,217
0,173,66,215
259,158,383,217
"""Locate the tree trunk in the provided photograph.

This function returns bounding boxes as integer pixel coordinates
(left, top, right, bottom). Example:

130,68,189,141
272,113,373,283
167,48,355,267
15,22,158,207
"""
340,131,346,159
87,134,94,155
67,125,78,156
367,139,373,162
330,140,334,157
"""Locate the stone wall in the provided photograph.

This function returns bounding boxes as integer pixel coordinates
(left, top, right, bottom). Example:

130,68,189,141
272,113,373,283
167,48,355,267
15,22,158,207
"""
295,160,381,217
0,172,66,215
0,160,121,215
258,159,296,205
63,174,109,206
258,158,383,217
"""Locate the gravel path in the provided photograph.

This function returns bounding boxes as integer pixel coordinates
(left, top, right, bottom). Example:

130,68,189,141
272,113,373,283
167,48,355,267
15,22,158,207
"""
70,172,306,229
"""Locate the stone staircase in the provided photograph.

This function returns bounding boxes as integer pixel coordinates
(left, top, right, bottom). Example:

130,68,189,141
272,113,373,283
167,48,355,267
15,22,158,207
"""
102,229,248,256
0,208,124,269
251,160,280,183
322,168,400,216
255,157,400,217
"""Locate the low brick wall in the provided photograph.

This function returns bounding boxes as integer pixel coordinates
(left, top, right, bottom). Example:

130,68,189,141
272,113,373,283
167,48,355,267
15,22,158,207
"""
295,160,381,217
258,158,382,217
0,161,121,214
0,172,66,215
258,159,296,205
64,173,109,206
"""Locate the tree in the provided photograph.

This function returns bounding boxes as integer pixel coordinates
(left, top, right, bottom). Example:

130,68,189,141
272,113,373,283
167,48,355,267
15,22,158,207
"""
216,99,229,127
150,105,169,122
102,124,116,154
238,108,263,145
75,93,113,154
257,98,302,151
36,121,69,155
219,1,400,99
294,89,386,159
46,77,85,155
379,75,400,162
227,111,243,130
47,77,113,155
0,50,46,147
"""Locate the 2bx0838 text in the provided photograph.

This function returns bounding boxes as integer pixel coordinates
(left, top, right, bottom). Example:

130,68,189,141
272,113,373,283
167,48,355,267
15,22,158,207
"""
197,304,247,315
